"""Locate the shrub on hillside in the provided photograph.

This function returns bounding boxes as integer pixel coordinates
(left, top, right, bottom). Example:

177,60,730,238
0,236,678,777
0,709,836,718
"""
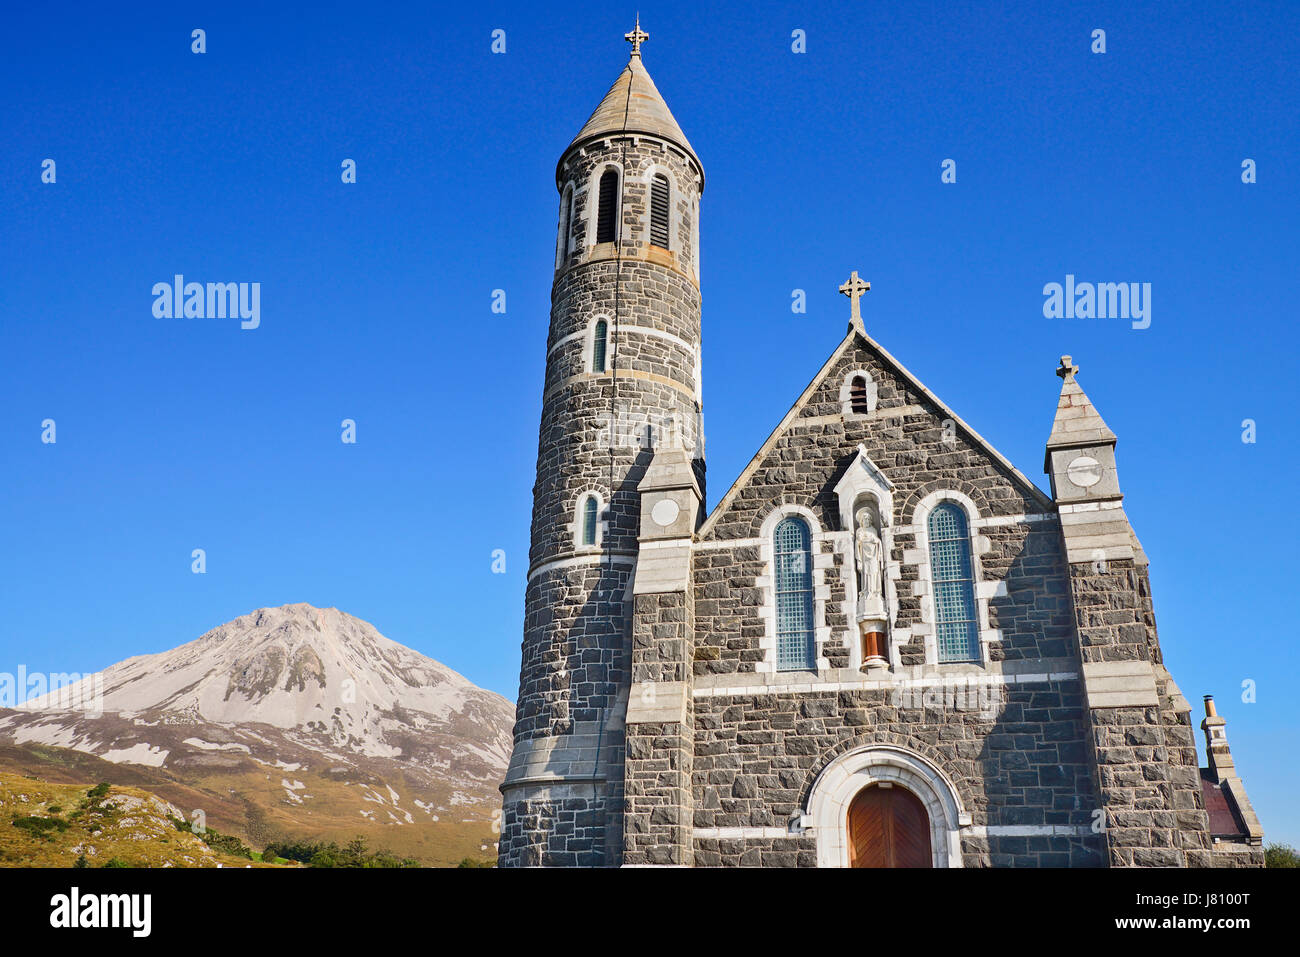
1265,842,1299,868
12,815,70,841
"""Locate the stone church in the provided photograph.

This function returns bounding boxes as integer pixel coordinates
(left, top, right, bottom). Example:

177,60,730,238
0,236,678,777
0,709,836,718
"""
500,24,1264,868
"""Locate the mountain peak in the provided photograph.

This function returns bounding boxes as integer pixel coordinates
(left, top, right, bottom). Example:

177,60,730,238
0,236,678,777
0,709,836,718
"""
7,605,512,764
0,606,514,863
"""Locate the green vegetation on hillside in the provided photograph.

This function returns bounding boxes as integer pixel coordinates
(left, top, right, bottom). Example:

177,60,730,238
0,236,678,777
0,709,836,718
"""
0,741,500,867
1266,842,1299,867
0,772,275,868
263,835,418,868
170,816,254,860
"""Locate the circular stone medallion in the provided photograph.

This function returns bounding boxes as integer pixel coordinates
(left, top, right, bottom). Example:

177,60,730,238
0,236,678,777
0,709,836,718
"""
1066,455,1103,488
651,498,681,527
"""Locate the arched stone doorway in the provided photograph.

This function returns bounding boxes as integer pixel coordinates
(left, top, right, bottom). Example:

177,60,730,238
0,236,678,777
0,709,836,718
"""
805,744,970,867
847,784,932,868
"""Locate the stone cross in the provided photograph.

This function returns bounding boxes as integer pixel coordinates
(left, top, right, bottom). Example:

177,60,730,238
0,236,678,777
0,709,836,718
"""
1056,355,1080,380
625,16,648,55
839,271,870,330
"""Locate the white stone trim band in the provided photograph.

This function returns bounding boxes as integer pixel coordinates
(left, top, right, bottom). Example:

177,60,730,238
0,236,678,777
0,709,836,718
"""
547,322,696,360
526,552,636,582
692,827,793,840
693,669,1080,698
689,824,1093,842
965,825,1094,838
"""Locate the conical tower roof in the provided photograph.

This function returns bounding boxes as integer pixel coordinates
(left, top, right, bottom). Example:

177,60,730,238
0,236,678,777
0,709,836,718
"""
559,25,701,187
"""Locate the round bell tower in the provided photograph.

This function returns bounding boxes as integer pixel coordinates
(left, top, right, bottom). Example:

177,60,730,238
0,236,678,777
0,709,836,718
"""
499,22,705,867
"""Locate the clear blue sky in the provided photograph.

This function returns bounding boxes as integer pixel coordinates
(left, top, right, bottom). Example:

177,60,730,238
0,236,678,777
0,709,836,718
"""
2,2,1296,844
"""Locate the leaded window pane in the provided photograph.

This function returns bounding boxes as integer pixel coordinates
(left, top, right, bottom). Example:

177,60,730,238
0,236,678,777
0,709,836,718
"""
582,496,598,546
927,502,979,662
774,517,815,671
593,320,607,373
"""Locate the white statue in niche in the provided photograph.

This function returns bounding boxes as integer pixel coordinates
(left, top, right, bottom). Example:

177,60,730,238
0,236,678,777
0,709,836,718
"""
854,505,884,608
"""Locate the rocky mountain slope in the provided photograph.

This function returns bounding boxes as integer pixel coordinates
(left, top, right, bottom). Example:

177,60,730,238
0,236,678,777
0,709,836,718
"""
0,604,514,864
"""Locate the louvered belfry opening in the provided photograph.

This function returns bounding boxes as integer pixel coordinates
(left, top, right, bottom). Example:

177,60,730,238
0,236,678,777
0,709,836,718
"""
596,170,619,244
650,174,670,249
850,376,869,413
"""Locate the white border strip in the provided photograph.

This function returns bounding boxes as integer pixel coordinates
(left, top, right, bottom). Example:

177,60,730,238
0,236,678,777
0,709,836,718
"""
692,670,1080,698
547,323,695,359
967,825,1094,838
692,827,793,840
689,824,1094,841
527,553,636,582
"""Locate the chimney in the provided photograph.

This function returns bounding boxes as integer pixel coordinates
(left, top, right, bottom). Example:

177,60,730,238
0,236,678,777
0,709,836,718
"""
1200,695,1236,783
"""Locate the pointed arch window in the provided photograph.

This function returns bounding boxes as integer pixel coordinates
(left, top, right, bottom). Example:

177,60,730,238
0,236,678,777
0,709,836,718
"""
596,170,619,244
927,503,980,662
582,495,599,546
774,517,816,671
650,174,670,249
592,319,608,373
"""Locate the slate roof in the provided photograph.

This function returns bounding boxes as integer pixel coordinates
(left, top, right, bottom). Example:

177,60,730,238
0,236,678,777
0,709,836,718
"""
1200,769,1251,839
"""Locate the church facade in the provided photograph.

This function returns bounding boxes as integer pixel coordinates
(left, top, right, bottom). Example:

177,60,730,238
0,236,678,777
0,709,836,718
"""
499,26,1264,868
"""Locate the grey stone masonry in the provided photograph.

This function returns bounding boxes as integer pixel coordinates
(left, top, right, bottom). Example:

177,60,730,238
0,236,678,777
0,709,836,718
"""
623,566,695,863
501,50,705,868
692,683,1105,867
694,332,1066,675
507,46,1264,868
1049,365,1228,866
495,782,613,867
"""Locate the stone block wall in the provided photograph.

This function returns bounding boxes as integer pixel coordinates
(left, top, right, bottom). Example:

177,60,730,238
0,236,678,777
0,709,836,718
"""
693,340,1070,675
692,683,1106,867
513,561,632,739
496,783,614,867
1066,559,1213,866
623,591,694,865
505,135,704,868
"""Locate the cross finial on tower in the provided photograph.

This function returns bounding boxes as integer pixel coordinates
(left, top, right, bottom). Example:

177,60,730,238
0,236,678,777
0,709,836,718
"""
1056,355,1080,380
625,15,648,56
839,270,871,331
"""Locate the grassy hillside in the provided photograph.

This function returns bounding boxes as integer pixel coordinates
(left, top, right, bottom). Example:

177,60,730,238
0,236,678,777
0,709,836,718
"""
0,772,271,868
0,743,498,867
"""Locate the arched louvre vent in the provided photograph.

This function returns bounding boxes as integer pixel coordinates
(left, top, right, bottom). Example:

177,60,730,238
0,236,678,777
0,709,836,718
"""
850,376,869,413
650,174,670,249
596,170,619,244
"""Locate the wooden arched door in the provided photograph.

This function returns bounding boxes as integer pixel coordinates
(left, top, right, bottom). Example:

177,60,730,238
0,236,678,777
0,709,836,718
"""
847,785,932,868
